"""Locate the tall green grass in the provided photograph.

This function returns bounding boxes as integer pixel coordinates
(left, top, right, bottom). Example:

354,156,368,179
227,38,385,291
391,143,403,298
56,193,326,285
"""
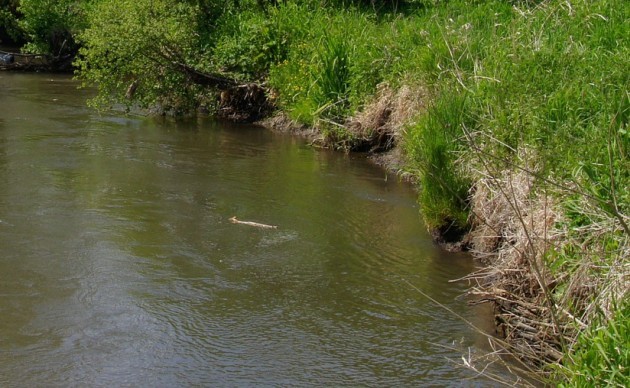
559,301,629,387
266,7,399,125
405,91,472,231
255,0,628,237
401,0,628,226
311,33,351,118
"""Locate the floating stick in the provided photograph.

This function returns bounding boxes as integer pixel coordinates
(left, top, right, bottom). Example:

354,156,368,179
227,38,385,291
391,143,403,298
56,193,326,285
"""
229,216,277,229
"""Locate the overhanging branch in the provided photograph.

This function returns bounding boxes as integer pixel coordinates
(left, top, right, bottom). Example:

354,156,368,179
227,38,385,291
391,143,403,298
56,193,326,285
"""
158,44,239,90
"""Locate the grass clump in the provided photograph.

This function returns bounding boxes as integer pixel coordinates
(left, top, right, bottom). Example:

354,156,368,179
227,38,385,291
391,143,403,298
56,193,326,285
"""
559,302,629,387
405,91,472,232
312,33,352,119
267,8,383,129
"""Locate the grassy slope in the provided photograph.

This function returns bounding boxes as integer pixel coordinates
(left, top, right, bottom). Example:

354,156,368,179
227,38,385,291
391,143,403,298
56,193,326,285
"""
237,0,628,383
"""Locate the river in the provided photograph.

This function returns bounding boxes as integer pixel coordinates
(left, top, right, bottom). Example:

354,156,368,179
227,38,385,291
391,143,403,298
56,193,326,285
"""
0,72,508,386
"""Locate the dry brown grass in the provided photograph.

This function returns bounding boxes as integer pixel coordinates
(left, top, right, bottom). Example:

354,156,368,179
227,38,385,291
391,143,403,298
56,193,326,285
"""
466,166,565,366
461,146,629,371
345,83,427,152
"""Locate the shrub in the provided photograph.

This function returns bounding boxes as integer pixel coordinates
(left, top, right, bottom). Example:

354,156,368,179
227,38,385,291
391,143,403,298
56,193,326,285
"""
76,0,208,113
18,0,87,56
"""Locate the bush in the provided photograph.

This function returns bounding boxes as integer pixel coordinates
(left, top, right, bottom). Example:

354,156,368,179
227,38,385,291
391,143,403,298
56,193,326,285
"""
212,9,290,79
18,0,87,56
76,0,210,113
0,0,24,44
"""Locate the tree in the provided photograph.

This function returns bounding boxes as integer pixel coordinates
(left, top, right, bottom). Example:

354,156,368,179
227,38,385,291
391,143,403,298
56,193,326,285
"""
77,0,212,113
0,0,24,45
76,0,266,117
17,0,88,57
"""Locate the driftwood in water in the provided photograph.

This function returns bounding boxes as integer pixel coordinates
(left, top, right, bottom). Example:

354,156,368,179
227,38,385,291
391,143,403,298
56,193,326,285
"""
0,50,47,70
229,216,277,229
172,60,238,90
159,44,237,90
173,60,272,121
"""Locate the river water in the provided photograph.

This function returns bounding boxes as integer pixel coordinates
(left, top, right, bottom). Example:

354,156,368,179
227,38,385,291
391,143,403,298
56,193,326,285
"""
0,73,506,386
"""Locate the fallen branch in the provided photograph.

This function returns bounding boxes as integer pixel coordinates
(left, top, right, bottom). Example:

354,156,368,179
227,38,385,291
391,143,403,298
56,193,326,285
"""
159,44,238,90
229,216,277,229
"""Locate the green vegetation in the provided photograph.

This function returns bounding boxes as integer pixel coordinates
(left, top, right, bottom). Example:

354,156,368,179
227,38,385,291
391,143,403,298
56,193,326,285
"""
0,1,21,44
18,0,87,56
4,0,628,384
559,302,629,387
76,0,210,113
405,91,471,232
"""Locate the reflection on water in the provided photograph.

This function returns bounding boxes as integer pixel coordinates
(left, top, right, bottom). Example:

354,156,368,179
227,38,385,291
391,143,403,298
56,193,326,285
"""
1,72,505,386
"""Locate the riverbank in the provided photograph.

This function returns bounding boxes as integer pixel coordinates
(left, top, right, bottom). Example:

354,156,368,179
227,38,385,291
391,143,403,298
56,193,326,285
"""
3,73,509,385
5,0,628,384
253,4,628,382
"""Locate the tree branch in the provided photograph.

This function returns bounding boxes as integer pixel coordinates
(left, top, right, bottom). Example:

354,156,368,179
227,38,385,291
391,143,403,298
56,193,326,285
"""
158,44,239,90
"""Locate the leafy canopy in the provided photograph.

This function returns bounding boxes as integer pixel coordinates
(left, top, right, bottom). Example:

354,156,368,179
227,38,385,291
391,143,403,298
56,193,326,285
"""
76,0,257,113
76,0,211,113
18,0,89,56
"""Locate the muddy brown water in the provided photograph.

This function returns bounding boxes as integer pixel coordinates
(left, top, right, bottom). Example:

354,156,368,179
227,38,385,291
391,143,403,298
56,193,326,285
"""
1,72,510,386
